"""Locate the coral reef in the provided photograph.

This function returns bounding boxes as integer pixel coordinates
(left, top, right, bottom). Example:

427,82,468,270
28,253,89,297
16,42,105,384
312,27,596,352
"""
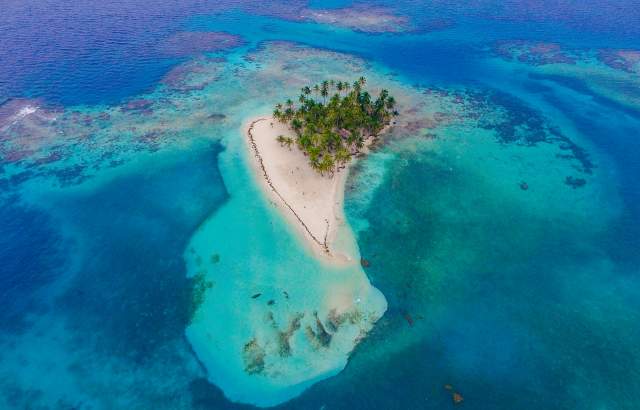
242,339,266,375
597,49,640,73
301,6,412,34
492,40,578,66
159,31,245,57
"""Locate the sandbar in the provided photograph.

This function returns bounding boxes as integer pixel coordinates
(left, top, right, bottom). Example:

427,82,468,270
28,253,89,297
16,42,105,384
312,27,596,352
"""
244,116,372,266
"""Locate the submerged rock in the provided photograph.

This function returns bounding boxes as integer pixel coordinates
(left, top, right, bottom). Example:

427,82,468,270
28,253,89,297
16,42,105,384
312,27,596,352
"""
277,313,304,357
314,313,332,347
565,176,587,188
242,338,266,375
444,384,464,405
208,113,227,122
326,309,341,332
403,312,414,327
188,271,214,324
453,392,464,405
304,313,333,349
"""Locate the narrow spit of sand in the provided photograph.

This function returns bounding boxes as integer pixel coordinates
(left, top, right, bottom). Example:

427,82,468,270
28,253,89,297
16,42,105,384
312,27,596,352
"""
244,116,363,267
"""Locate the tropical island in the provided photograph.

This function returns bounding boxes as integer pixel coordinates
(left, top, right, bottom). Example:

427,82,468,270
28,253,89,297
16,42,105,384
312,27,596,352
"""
245,78,398,261
272,77,398,175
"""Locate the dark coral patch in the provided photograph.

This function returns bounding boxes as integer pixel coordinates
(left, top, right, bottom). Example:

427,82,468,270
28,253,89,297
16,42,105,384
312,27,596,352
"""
277,313,304,357
159,32,245,57
565,176,587,188
50,164,88,187
597,49,640,73
2,149,34,163
300,5,413,34
242,338,266,375
120,99,153,112
463,89,594,174
492,40,578,66
305,312,333,349
33,151,63,165
161,57,226,92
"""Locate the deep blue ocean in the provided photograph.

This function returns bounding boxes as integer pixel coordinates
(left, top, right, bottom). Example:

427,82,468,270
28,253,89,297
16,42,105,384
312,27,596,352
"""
1,1,639,409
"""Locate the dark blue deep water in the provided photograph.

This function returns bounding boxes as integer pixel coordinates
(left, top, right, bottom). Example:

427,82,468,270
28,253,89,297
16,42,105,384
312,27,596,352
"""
1,1,639,409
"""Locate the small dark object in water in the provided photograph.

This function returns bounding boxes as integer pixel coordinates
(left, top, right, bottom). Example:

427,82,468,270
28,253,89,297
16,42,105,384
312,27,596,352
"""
453,392,464,405
267,300,275,306
403,312,414,327
283,291,289,299
444,384,464,404
251,293,262,299
360,258,370,268
519,181,528,190
208,113,226,121
565,176,586,188
211,253,220,263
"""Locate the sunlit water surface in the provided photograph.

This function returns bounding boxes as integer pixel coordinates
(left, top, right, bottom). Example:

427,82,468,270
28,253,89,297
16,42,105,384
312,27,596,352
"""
1,1,639,409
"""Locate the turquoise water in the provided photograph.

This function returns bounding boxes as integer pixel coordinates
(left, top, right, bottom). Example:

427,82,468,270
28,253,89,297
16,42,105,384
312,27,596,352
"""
1,1,639,409
183,100,386,407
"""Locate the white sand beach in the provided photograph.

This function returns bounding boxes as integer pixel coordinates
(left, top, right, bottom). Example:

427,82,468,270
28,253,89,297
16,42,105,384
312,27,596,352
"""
245,116,359,266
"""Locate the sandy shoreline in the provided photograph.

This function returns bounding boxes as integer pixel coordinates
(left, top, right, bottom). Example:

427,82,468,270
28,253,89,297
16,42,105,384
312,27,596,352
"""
244,116,358,266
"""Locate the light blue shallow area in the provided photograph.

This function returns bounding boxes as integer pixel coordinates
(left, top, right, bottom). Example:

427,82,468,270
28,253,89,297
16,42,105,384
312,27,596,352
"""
183,114,386,407
1,1,639,409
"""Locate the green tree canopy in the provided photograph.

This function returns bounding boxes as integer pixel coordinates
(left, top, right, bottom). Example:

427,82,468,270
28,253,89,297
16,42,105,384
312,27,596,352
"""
273,77,397,175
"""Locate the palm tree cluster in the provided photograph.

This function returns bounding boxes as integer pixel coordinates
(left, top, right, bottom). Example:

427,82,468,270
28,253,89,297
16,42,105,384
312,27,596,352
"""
272,77,398,175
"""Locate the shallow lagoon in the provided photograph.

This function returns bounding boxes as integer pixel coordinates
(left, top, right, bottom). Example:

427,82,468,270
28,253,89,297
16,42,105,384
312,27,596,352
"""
1,1,640,409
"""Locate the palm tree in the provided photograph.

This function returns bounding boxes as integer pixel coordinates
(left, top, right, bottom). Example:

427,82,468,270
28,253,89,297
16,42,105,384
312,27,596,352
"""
291,118,303,135
360,91,371,108
319,155,335,176
385,96,396,110
284,107,294,122
321,81,329,104
271,78,396,175
335,146,351,165
285,136,294,149
378,89,389,104
308,146,321,170
277,136,294,150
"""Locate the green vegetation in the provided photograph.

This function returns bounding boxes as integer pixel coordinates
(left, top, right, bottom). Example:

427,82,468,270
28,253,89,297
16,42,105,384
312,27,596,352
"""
273,77,398,175
276,134,294,150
